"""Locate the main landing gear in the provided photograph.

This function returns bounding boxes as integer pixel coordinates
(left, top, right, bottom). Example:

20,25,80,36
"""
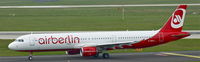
94,53,110,59
102,53,110,59
28,52,33,60
99,47,110,59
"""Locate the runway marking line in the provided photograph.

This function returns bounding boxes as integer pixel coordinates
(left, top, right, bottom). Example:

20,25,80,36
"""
162,52,200,59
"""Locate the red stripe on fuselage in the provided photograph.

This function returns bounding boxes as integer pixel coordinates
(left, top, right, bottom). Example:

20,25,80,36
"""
105,32,190,50
131,32,190,48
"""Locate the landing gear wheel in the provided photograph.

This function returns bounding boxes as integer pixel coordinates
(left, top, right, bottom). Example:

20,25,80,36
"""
102,53,110,59
28,52,33,60
28,56,33,60
93,53,99,58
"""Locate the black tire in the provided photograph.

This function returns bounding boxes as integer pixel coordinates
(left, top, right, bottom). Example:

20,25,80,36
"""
102,53,110,59
93,53,99,58
28,56,32,60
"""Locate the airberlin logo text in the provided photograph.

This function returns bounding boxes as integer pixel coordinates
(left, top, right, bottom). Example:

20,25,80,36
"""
38,35,80,45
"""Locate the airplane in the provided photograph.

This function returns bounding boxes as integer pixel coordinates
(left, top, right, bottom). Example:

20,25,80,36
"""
8,5,190,60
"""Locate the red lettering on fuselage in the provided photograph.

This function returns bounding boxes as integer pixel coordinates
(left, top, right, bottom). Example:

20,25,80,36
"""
38,35,80,45
38,38,45,44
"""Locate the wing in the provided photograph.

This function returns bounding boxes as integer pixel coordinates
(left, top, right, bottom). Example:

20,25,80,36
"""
77,41,140,48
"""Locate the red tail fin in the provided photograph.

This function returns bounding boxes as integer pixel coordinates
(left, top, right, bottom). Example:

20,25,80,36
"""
159,5,187,32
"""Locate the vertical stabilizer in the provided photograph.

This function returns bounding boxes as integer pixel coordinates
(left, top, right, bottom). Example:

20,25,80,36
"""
159,5,187,32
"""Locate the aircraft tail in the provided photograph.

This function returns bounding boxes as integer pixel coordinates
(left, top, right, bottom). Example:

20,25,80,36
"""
159,5,187,32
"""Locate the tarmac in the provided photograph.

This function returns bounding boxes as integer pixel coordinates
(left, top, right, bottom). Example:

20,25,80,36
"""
0,51,200,62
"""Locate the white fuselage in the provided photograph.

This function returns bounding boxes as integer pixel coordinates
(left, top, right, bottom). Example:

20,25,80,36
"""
9,31,158,50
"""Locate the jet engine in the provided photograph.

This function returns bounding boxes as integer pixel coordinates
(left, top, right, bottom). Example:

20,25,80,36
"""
80,47,98,56
66,50,80,55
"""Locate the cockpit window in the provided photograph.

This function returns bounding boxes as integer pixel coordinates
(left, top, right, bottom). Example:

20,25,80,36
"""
15,39,24,42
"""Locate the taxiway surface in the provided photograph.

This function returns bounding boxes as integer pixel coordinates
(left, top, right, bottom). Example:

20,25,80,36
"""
0,51,200,62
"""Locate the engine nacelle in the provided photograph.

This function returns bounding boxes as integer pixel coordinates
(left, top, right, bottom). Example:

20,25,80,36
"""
66,50,80,55
80,47,97,56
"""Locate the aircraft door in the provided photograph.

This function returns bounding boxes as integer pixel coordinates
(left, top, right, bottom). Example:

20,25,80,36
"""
29,35,35,46
112,35,117,43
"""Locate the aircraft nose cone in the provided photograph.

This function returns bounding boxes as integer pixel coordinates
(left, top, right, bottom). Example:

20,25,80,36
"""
8,42,16,50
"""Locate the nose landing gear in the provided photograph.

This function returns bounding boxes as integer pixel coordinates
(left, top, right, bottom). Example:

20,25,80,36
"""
28,52,33,60
28,56,33,60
